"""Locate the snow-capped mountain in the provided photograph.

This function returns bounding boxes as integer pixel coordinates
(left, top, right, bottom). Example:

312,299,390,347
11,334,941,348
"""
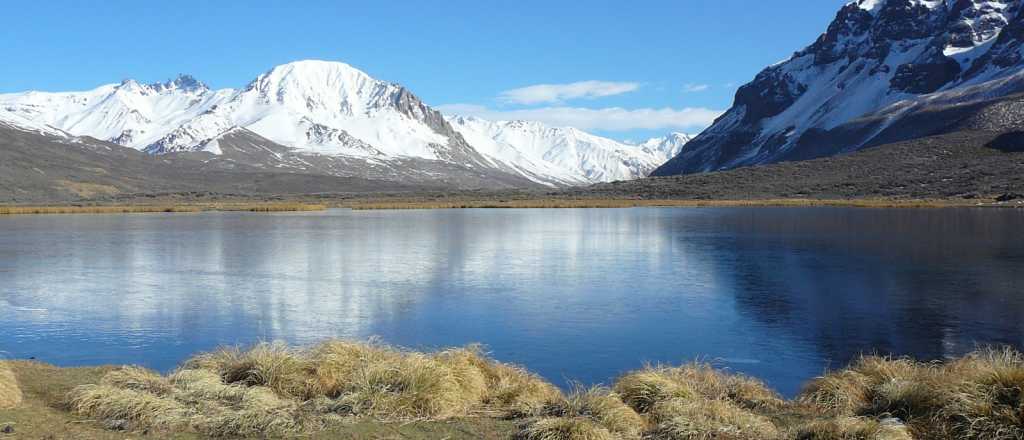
654,0,1024,176
0,75,232,149
1,60,685,187
447,116,689,183
142,61,477,160
637,132,692,160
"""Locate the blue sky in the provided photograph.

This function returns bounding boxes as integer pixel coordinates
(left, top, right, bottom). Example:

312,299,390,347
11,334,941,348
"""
0,0,848,140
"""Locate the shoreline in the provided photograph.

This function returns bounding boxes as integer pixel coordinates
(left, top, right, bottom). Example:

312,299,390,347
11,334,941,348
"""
0,203,328,215
1,342,1020,439
336,197,1008,210
0,196,1018,215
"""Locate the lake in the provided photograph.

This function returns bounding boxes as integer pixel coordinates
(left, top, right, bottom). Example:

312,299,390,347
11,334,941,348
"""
1,207,1022,396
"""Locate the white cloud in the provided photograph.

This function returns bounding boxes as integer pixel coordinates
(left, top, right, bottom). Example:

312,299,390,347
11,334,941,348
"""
498,81,640,105
438,104,723,132
682,83,710,93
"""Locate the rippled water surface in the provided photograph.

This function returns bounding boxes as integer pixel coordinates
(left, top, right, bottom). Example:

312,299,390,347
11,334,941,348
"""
2,207,1022,395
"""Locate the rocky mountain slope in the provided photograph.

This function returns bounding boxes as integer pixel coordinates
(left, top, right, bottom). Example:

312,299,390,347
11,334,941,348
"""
0,119,427,203
1,60,683,189
653,0,1024,176
579,128,1024,201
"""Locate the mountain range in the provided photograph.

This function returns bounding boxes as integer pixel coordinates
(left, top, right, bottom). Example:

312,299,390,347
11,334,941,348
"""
654,0,1024,176
0,60,687,193
4,0,1024,202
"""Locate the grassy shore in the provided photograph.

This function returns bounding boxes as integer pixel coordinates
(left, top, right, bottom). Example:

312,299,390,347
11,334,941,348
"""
5,194,1021,215
0,203,327,215
1,342,1021,439
4,194,1014,215
337,197,987,210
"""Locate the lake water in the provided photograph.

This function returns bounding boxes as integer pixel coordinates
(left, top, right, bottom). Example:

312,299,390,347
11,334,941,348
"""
1,207,1022,396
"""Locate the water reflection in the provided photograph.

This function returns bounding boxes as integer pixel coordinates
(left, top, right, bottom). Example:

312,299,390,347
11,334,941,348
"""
1,207,1022,395
719,208,1024,369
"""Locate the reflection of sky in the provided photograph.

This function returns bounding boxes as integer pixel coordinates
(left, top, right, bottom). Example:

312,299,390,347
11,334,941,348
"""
1,208,1022,396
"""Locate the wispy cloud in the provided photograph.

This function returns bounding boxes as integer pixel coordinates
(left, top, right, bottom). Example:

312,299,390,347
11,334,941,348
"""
682,83,710,93
439,104,723,132
498,81,640,105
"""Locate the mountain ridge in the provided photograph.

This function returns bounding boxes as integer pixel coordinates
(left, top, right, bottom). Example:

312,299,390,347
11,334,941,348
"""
1,60,687,188
447,116,689,184
653,0,1024,176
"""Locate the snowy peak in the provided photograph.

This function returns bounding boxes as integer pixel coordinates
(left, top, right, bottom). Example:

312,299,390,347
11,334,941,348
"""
243,60,388,115
0,74,227,150
141,60,468,161
639,133,692,158
240,60,446,127
852,0,946,15
114,74,210,96
150,74,209,94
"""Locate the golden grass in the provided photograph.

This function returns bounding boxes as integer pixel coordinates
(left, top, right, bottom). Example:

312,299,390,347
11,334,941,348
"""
183,341,308,397
54,180,121,198
53,345,1024,439
0,362,23,409
798,370,873,416
531,386,645,439
68,384,189,429
67,340,561,437
517,417,617,440
605,363,784,439
794,417,913,440
0,361,515,439
99,366,173,396
0,203,326,215
614,362,783,413
645,398,781,440
797,348,1024,440
343,197,975,210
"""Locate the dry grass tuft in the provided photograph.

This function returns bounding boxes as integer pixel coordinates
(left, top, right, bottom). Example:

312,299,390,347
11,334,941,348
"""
303,341,559,419
538,386,645,439
461,351,562,416
67,384,188,430
100,366,173,396
57,344,1024,439
800,356,934,418
516,417,617,440
303,339,394,398
798,348,1024,439
170,368,249,404
190,386,305,437
645,398,781,440
799,370,873,416
183,341,309,397
614,367,695,413
0,362,24,409
66,340,563,436
337,351,471,418
794,417,912,440
936,347,1024,440
613,362,781,414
